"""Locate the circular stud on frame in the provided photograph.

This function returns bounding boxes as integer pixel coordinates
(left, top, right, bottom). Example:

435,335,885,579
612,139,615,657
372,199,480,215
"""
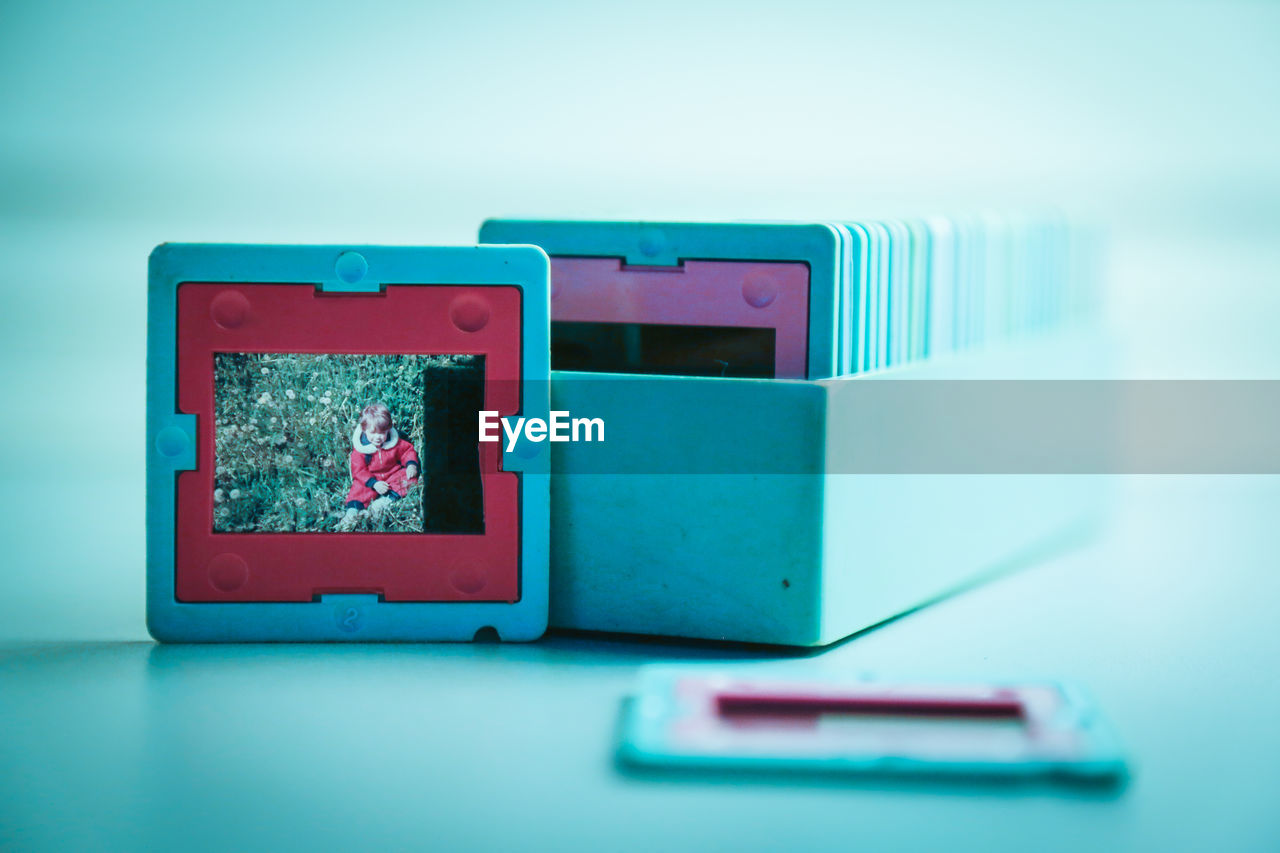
208,553,249,593
449,567,487,595
210,290,251,329
742,273,778,309
449,293,490,332
637,227,667,260
335,251,369,284
155,425,190,458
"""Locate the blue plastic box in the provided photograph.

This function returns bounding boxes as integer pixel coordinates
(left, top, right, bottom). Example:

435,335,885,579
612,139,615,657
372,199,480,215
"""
481,220,1105,646
547,337,1106,645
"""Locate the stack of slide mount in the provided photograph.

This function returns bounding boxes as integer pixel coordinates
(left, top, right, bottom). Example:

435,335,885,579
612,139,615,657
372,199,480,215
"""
480,217,1104,646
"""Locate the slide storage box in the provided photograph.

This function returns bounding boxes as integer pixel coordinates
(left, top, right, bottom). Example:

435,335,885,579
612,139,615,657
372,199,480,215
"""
481,218,1104,646
548,334,1106,646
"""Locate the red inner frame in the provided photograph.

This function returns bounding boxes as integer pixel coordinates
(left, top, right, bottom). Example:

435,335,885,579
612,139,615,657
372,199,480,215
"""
668,679,1078,758
175,283,522,603
549,258,811,379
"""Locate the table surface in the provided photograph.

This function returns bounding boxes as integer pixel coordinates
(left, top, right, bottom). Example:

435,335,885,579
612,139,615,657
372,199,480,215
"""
3,476,1278,852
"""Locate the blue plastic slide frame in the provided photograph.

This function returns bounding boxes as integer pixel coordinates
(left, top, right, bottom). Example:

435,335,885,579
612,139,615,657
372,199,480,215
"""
146,244,551,641
479,220,847,379
619,665,1128,783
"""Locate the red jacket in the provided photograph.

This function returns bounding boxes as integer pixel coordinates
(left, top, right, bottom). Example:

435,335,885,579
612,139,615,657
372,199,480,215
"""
345,427,420,505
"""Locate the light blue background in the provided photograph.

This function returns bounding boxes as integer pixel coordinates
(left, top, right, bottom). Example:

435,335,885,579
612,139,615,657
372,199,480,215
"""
1,2,1278,850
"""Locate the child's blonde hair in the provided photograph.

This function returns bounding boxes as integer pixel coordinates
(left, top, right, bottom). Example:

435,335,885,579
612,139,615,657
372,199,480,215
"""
359,403,393,433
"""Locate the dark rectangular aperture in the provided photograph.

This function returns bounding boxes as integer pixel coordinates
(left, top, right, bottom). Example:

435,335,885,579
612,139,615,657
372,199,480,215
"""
715,693,1026,720
422,357,485,534
552,321,776,378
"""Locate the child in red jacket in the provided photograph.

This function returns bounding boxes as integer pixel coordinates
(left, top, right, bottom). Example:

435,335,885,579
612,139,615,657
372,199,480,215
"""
336,403,420,531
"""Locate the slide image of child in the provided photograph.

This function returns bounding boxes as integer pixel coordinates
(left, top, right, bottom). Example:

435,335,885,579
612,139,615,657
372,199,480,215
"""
212,352,482,534
336,403,420,532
